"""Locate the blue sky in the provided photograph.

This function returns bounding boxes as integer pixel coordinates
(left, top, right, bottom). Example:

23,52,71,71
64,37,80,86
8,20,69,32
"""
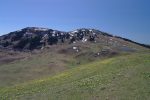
0,0,150,44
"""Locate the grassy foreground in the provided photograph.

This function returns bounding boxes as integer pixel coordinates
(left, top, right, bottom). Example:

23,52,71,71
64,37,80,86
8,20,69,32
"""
0,52,150,100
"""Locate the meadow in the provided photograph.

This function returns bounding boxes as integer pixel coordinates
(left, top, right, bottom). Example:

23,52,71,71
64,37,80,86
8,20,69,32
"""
0,51,149,100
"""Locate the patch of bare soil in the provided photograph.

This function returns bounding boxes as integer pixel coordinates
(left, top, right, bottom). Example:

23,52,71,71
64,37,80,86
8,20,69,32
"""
0,57,24,65
0,50,28,65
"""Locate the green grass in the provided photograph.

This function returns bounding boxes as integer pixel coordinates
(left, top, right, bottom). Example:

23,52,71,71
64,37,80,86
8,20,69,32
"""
0,51,150,100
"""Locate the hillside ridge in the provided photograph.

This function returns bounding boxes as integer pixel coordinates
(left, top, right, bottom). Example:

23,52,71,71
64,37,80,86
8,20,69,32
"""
0,27,149,51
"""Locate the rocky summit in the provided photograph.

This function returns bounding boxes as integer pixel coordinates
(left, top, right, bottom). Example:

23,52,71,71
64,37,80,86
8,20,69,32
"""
0,27,149,51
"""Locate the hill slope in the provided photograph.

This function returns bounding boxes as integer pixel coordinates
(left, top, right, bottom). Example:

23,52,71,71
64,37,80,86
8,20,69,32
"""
0,27,149,100
0,51,150,100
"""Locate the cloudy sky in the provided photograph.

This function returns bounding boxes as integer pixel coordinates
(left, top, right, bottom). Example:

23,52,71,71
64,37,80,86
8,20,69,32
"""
0,0,150,44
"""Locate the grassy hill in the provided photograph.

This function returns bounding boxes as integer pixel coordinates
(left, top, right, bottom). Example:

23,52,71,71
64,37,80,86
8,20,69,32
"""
0,51,149,100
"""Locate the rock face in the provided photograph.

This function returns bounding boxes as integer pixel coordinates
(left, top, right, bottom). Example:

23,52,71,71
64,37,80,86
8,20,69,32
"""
0,27,149,51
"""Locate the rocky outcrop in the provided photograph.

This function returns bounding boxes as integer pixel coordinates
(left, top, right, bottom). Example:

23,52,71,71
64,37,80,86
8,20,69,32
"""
0,27,106,50
0,27,149,51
